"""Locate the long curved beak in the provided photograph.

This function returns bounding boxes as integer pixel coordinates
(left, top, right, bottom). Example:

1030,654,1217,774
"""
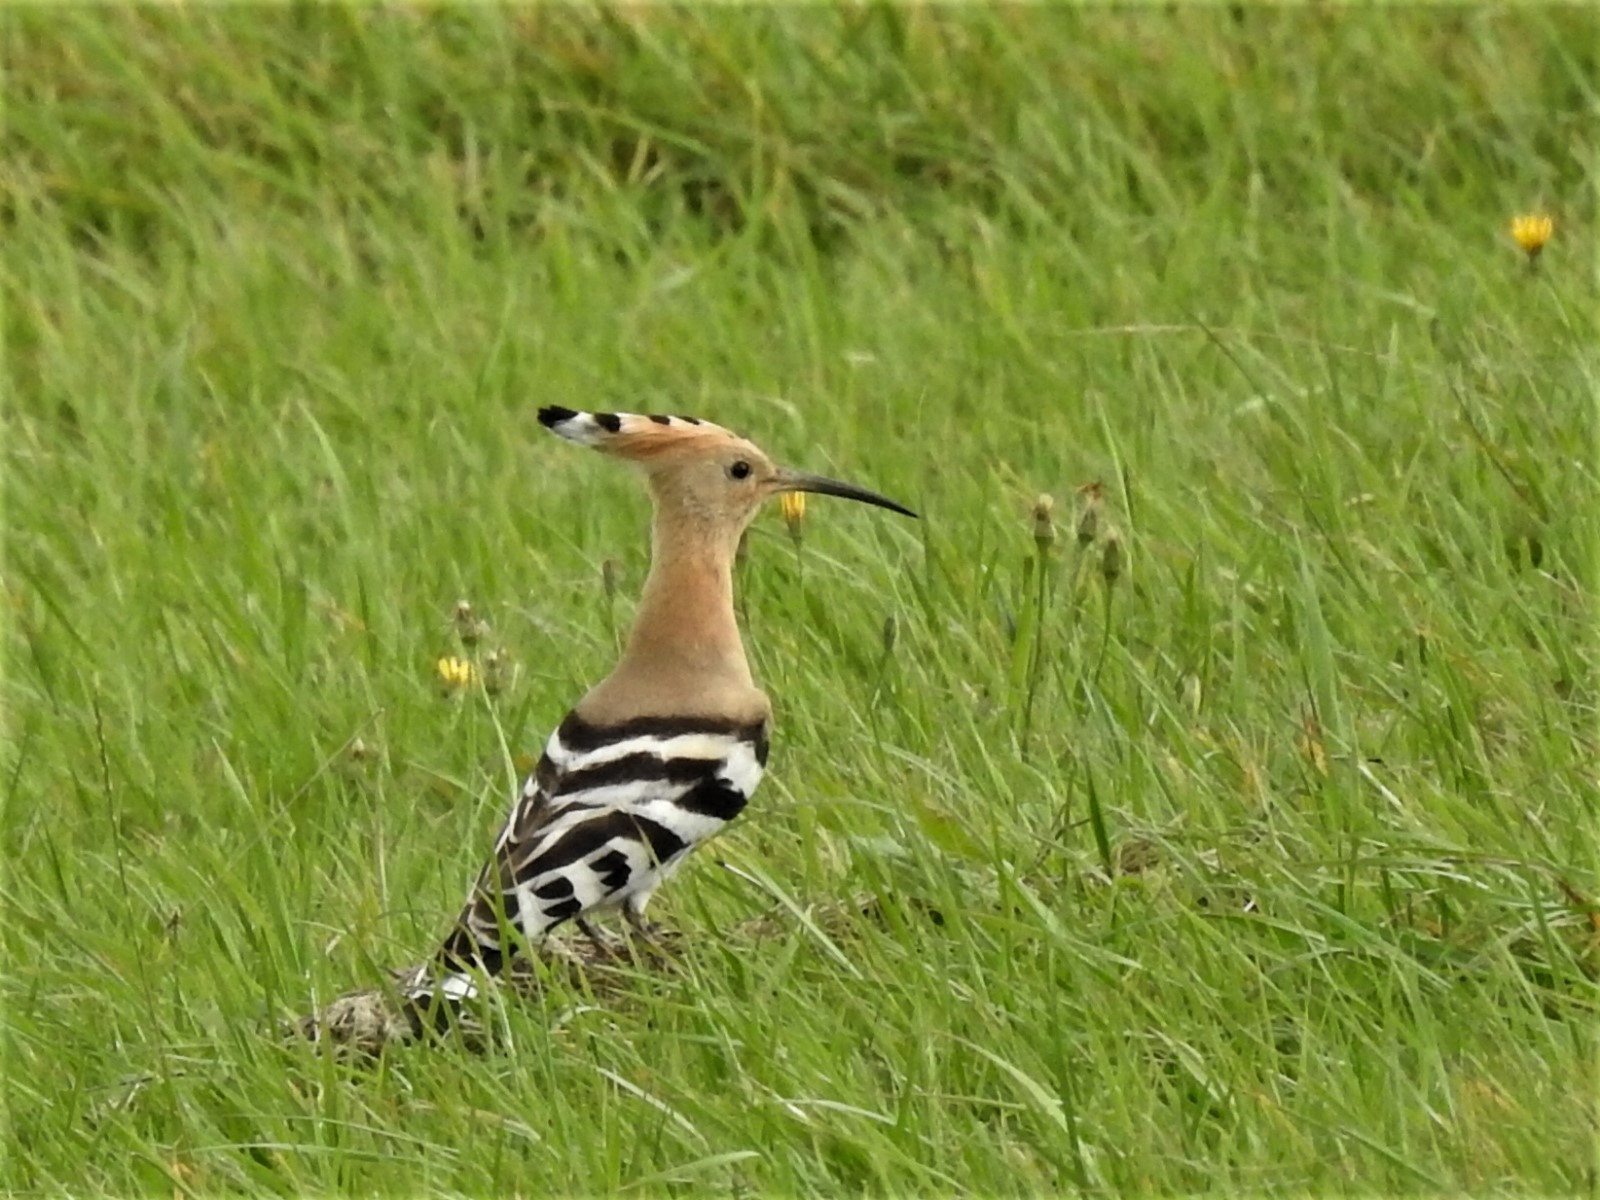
777,469,918,519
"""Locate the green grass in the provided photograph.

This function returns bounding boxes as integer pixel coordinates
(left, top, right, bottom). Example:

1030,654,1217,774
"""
5,7,1597,1195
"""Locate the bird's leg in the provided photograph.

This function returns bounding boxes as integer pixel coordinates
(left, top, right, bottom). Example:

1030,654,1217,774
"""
622,899,671,953
576,916,616,954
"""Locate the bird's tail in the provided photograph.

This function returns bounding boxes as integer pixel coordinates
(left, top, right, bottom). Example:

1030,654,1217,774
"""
398,929,502,1034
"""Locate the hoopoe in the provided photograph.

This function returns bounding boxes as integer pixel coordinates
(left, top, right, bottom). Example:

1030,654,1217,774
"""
403,406,915,1019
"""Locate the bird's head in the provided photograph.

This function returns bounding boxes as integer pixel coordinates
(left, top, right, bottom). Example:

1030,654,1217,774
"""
537,406,916,545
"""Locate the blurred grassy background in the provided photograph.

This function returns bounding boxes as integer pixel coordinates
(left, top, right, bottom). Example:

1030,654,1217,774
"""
5,7,1597,1195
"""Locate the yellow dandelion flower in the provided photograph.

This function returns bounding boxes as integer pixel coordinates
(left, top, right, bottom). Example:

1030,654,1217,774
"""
779,490,806,542
1509,213,1553,259
436,655,477,693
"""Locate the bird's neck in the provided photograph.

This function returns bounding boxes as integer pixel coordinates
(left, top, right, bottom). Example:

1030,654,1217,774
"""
627,534,749,679
583,509,757,720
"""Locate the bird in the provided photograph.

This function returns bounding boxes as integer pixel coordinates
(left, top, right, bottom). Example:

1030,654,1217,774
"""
402,406,916,1023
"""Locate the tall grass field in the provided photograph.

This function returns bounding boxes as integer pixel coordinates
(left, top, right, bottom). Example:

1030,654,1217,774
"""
5,8,1597,1195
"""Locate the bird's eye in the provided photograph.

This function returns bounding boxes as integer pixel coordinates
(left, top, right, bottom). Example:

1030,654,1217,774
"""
729,460,752,480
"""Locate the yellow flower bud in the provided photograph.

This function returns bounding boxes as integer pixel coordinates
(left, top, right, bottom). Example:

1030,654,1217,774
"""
779,491,807,544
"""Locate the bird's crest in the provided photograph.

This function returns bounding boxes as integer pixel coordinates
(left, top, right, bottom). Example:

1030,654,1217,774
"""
538,406,746,463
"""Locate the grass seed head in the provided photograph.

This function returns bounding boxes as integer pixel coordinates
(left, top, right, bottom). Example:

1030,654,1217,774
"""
1101,526,1124,587
482,648,514,696
1075,481,1104,546
452,599,489,646
1031,493,1056,553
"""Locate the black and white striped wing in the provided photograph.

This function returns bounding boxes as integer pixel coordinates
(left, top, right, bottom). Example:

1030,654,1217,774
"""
423,713,768,999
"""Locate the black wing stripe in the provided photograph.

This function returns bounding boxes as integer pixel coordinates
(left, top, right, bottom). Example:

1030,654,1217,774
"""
517,809,688,882
534,755,562,795
532,875,575,901
676,779,750,821
515,812,625,880
554,752,716,797
557,711,767,754
628,813,689,864
590,847,634,891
